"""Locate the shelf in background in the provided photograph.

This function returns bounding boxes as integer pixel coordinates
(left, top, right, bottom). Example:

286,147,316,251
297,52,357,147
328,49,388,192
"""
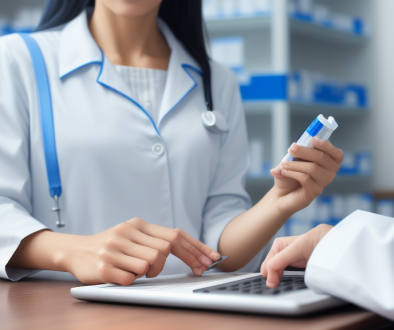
206,16,368,45
290,20,368,45
244,101,368,116
243,102,272,115
246,174,373,196
289,102,368,116
205,15,271,34
324,174,373,194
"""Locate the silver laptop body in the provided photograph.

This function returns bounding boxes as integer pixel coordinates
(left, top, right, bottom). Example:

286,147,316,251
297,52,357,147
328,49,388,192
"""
71,272,346,316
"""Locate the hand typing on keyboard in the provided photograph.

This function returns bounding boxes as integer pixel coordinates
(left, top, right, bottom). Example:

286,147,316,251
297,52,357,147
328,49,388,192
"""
261,224,333,288
194,275,307,295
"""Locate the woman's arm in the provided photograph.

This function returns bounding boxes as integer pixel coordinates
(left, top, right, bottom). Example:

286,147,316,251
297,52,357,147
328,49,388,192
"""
8,217,221,285
216,188,288,272
218,138,343,272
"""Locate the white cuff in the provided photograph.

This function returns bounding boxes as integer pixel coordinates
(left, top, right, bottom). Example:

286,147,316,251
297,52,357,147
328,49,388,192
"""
0,221,47,281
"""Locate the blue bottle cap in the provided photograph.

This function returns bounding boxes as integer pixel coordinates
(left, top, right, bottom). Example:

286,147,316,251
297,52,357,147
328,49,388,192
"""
306,117,324,137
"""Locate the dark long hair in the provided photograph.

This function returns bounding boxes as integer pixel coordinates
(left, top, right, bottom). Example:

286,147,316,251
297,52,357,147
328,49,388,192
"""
37,0,213,110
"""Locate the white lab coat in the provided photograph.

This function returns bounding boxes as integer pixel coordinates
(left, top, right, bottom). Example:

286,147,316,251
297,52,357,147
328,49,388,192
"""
306,210,394,321
0,10,268,281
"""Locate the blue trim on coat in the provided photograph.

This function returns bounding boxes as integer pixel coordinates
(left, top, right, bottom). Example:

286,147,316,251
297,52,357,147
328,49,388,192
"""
58,51,203,136
159,64,202,122
96,50,161,136
60,61,102,79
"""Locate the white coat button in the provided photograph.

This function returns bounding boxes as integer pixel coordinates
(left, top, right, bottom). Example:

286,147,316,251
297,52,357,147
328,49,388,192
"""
152,144,164,156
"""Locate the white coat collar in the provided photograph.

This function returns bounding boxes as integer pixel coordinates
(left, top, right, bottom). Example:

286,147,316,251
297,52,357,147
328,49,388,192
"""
59,10,202,130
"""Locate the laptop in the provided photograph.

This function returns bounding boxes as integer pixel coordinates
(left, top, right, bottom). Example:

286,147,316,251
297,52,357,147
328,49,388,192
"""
71,271,347,316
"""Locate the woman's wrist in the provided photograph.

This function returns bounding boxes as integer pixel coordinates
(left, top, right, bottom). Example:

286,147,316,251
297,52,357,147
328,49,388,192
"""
7,229,85,273
269,186,294,219
218,187,294,271
51,233,86,273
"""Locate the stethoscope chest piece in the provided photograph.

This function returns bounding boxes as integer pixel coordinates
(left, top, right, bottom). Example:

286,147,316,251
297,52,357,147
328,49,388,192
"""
201,111,228,134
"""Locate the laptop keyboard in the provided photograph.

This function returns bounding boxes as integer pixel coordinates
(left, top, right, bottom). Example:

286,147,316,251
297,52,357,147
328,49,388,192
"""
193,275,307,296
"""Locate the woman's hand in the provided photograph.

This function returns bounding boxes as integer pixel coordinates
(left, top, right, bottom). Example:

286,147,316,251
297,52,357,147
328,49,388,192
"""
271,137,343,215
55,218,221,286
261,224,333,288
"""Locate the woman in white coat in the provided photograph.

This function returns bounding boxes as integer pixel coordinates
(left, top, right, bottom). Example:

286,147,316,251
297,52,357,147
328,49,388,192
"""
0,0,343,285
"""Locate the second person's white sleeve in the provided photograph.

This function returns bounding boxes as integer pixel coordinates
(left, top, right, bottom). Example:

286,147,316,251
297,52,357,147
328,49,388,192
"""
305,210,394,321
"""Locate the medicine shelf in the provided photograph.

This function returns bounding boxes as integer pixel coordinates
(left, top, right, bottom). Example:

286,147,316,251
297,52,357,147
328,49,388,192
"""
244,101,368,116
205,15,271,33
289,102,368,116
243,102,272,115
290,19,369,45
206,16,368,45
246,174,373,195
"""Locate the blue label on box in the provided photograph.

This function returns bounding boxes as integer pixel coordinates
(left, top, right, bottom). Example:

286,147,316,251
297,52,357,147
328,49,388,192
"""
314,83,345,105
240,74,288,101
353,18,364,35
292,12,314,22
239,72,368,107
346,85,368,108
356,152,373,175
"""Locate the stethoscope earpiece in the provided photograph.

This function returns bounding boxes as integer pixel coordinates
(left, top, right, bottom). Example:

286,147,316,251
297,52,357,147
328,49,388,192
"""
201,111,228,134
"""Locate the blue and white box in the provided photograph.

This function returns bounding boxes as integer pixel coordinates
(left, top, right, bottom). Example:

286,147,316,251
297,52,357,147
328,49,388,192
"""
331,194,347,225
312,5,331,25
203,0,220,19
356,151,373,175
241,69,368,107
237,0,255,17
331,13,354,33
339,152,357,175
346,194,374,216
240,73,288,101
253,0,272,15
0,18,8,36
288,71,302,101
203,0,272,20
285,199,318,236
211,36,245,73
221,0,239,18
314,196,332,226
353,18,366,35
345,84,368,108
314,79,346,105
376,200,394,218
248,139,264,177
290,0,313,22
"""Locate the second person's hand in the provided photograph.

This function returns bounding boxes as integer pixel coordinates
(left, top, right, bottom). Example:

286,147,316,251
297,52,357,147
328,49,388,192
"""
261,224,333,288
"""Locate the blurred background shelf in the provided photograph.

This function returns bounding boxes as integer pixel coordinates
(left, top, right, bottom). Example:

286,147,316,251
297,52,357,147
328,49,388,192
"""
246,174,373,205
290,19,369,45
244,101,368,116
206,15,367,44
243,102,272,115
289,102,368,116
206,15,271,33
246,173,372,187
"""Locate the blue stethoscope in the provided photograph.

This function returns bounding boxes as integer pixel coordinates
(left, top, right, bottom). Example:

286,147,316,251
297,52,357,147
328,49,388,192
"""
20,34,228,228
